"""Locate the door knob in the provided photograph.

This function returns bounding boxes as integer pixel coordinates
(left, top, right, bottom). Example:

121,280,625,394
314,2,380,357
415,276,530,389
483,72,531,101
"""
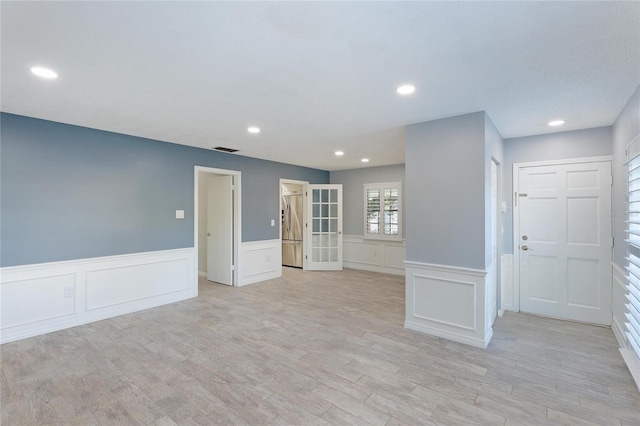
207,232,211,236
522,245,529,251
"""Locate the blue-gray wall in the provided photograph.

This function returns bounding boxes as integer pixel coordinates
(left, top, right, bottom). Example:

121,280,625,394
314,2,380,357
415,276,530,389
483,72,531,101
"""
613,85,640,267
502,126,613,254
0,113,328,267
330,164,405,238
405,112,487,269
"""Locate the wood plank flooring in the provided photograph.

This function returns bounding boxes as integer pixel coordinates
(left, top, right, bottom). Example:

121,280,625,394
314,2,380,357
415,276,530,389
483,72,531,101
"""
1,267,638,425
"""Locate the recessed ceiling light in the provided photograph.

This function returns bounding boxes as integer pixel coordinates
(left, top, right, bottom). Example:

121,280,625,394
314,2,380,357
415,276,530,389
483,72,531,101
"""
335,151,344,156
30,66,58,79
361,158,370,163
247,126,260,134
548,120,565,127
396,84,415,95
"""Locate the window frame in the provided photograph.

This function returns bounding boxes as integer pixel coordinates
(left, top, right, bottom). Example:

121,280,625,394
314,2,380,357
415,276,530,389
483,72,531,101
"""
363,181,402,242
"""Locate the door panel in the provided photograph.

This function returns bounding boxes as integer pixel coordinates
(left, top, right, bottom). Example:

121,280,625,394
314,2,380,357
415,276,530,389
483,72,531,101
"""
207,175,233,285
567,197,599,244
518,161,612,325
306,184,342,271
567,258,599,308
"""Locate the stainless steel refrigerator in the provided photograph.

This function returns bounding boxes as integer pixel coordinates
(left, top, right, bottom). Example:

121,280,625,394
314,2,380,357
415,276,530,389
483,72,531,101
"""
282,194,303,267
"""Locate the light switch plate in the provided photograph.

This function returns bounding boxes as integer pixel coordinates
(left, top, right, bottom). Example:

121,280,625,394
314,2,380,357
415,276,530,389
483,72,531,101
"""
270,219,275,226
176,210,185,219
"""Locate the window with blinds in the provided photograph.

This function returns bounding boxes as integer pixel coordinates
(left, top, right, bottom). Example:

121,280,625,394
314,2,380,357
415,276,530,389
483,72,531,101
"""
364,182,402,241
626,156,640,361
366,188,380,234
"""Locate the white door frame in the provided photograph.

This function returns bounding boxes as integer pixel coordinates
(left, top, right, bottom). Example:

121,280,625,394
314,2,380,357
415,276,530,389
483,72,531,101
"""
279,179,309,272
512,155,612,312
194,166,242,289
490,157,500,322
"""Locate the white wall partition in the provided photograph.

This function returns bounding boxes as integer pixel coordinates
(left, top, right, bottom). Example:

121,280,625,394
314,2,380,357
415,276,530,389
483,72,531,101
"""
0,248,196,344
238,239,282,286
343,235,405,275
405,261,492,348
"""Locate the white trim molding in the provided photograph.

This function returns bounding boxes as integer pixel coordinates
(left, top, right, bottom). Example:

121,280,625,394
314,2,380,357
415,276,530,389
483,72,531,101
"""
612,262,627,349
500,254,514,313
0,248,196,344
404,260,493,349
625,132,640,163
239,239,282,286
344,235,405,276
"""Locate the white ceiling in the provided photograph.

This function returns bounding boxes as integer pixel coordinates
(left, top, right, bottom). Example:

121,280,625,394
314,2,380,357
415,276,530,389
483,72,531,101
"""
2,2,639,171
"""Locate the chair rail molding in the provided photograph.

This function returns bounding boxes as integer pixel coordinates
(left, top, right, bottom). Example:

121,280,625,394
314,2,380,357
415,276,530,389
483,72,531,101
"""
404,260,493,349
0,248,196,344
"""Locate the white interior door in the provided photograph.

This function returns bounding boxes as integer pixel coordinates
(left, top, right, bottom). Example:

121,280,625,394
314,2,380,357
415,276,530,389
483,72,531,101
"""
517,161,612,325
207,175,233,285
306,184,343,271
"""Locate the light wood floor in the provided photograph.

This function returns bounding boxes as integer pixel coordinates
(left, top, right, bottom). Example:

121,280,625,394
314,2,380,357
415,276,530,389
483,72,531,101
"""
1,268,638,425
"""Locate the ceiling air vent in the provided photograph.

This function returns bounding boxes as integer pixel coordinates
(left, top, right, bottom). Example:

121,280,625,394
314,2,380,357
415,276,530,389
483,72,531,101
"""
212,146,239,153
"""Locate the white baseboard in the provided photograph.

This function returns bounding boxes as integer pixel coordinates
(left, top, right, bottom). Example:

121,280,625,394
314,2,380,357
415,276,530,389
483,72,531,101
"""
344,235,405,276
0,248,196,344
501,304,514,312
405,319,492,349
198,270,206,277
239,239,282,286
404,260,492,349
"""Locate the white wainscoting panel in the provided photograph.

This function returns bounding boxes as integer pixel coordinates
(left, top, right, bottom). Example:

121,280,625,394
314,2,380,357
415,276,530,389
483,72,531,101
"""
344,235,405,275
500,254,514,313
239,239,282,286
0,248,196,344
612,262,628,349
1,274,76,329
404,261,492,348
413,275,476,330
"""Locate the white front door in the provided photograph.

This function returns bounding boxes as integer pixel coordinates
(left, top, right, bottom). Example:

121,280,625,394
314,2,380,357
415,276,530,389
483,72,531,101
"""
207,175,233,285
517,160,612,325
306,184,343,271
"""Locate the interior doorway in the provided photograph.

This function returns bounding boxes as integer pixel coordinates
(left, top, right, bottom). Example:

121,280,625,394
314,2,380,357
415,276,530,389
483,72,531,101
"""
280,179,308,271
195,166,241,288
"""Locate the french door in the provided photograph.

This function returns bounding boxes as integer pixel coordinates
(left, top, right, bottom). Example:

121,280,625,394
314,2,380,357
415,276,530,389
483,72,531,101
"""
306,184,343,271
